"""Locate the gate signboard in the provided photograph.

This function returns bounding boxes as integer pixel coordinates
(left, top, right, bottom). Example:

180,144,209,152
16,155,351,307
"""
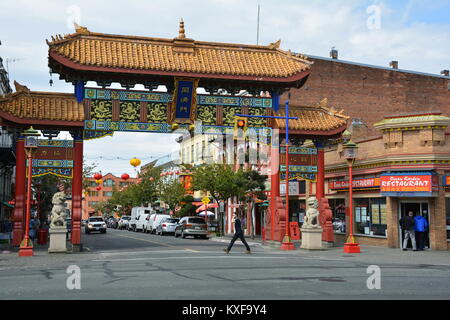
27,139,74,179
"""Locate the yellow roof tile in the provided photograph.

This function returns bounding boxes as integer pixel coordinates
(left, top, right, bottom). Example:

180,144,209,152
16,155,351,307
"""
47,24,311,79
0,82,83,123
275,99,348,132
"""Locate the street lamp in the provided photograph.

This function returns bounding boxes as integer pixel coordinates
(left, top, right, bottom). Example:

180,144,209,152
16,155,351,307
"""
343,139,361,254
19,126,40,257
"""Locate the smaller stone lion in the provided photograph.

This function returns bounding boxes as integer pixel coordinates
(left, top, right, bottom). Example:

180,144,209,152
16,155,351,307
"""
50,184,68,228
303,197,320,228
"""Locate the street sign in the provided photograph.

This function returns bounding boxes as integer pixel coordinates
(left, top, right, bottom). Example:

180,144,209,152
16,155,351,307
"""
202,196,211,205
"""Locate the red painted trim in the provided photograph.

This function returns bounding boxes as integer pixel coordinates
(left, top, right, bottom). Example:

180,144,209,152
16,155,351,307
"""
50,51,311,84
278,125,347,136
0,110,84,127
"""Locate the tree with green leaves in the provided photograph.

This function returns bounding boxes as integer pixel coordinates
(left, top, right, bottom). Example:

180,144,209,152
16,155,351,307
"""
177,195,198,218
157,178,186,213
191,164,244,235
234,169,268,239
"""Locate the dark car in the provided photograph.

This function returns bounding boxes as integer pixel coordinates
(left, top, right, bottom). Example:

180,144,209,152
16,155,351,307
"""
174,216,208,239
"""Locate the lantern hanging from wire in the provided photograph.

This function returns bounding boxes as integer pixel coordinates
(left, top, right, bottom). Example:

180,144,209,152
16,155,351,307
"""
121,173,130,181
95,179,102,184
93,173,102,180
130,157,141,168
96,186,102,191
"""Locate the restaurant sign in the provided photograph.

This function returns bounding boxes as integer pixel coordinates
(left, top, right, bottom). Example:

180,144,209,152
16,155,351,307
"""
380,172,438,197
329,178,380,191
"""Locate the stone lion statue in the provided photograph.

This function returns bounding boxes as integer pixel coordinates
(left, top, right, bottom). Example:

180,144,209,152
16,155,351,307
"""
50,184,68,228
303,197,320,228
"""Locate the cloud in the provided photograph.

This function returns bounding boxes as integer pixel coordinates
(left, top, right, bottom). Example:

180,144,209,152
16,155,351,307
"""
2,0,449,173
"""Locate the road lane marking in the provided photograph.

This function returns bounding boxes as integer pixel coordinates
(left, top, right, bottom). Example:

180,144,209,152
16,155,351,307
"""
113,233,200,253
93,256,288,262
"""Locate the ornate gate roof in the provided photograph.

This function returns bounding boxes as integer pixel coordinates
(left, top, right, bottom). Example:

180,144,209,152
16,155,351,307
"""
0,82,83,127
47,21,312,92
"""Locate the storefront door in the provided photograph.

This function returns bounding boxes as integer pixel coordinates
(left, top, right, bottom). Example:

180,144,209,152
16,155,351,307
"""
399,201,430,249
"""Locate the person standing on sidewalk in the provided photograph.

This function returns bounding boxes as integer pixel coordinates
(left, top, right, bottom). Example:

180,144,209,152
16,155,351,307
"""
414,214,428,251
224,212,251,254
400,211,417,251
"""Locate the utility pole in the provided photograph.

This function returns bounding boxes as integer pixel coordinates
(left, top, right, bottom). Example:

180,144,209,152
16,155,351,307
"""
256,4,260,45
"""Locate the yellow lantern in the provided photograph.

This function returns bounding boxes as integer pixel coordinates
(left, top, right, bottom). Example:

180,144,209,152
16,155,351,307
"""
95,179,102,184
130,157,141,167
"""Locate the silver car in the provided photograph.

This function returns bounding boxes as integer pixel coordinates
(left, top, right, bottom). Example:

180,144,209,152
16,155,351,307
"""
174,216,208,239
155,217,179,236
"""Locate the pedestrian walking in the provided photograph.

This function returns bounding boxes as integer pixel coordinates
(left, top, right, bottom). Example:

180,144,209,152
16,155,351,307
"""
400,211,417,251
29,215,38,243
414,214,428,251
223,212,251,254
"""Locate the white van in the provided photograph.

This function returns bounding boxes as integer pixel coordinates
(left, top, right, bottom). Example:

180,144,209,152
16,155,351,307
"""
135,208,152,232
151,214,171,234
145,213,158,234
129,207,140,231
130,207,151,232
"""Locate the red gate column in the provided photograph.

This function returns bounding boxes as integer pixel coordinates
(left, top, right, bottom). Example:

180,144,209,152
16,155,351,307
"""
316,144,325,200
269,139,280,241
315,141,334,243
12,137,26,246
71,132,83,251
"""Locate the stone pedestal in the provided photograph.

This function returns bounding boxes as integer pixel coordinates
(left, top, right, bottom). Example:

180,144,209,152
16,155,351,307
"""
300,227,323,250
48,227,67,253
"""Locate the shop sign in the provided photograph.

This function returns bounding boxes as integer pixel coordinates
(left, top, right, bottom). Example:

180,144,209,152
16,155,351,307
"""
444,176,450,187
329,178,380,190
380,173,438,197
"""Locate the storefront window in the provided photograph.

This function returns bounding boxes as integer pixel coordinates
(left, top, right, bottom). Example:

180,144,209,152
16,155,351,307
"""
446,198,450,240
329,199,346,233
355,198,387,237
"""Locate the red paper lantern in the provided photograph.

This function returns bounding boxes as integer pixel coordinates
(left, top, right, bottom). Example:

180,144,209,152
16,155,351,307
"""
121,173,130,181
94,173,102,180
96,186,102,191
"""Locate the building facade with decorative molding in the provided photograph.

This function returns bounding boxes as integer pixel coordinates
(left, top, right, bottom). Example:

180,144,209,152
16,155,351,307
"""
323,113,450,250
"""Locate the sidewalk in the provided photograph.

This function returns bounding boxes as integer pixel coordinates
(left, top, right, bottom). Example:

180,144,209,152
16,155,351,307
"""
209,235,450,267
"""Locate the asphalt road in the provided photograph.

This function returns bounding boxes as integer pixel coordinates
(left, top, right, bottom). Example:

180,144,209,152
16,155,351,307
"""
1,228,450,300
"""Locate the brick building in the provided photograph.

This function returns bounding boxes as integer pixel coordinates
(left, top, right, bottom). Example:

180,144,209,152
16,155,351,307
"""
323,113,450,250
82,173,139,219
279,53,450,250
286,54,450,137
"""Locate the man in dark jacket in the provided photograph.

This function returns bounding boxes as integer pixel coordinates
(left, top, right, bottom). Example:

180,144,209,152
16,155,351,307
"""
414,214,428,251
400,211,417,251
224,212,251,254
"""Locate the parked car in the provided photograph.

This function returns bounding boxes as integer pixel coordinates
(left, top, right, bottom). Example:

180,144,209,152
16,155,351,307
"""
154,215,175,235
174,216,208,239
118,216,131,230
135,209,152,232
85,216,107,234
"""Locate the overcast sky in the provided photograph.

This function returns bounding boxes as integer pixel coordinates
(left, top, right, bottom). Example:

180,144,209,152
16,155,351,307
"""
1,0,449,176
